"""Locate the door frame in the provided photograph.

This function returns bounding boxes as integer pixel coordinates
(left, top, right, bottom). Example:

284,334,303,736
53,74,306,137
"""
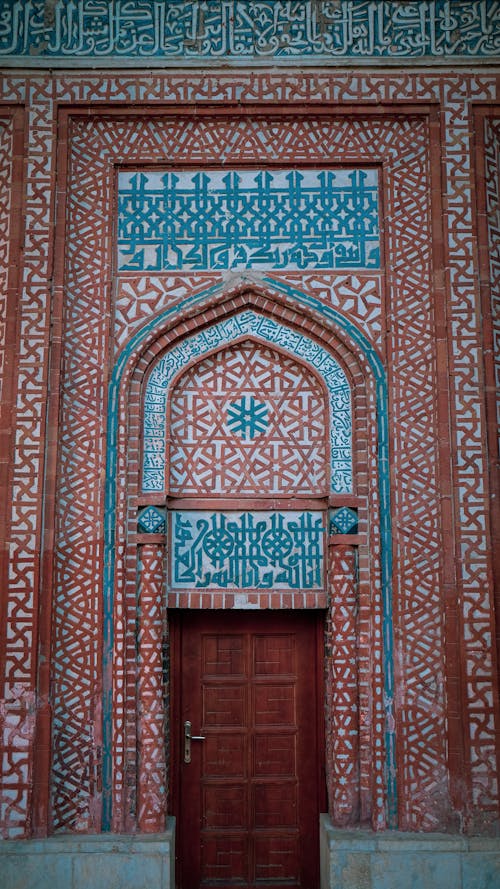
169,608,327,888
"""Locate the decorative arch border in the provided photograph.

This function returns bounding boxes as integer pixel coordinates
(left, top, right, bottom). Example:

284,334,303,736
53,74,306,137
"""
103,277,395,830
142,311,352,495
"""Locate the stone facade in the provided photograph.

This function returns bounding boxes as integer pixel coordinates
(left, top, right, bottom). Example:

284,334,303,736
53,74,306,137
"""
0,2,499,887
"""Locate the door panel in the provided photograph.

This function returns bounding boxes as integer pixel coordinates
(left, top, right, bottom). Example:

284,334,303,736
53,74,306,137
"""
172,610,324,889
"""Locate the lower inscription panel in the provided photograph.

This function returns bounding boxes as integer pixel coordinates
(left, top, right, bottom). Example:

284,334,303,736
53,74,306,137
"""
170,510,326,590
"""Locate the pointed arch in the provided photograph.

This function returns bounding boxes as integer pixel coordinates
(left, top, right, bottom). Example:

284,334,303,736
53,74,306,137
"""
142,311,352,496
102,278,396,830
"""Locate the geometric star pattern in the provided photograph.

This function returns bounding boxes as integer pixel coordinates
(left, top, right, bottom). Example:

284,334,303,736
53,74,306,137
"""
169,341,328,496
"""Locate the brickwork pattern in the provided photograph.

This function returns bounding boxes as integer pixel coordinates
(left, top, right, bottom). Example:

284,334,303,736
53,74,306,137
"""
326,544,359,826
0,83,57,837
122,284,380,827
484,118,500,483
168,342,328,496
442,80,499,826
0,69,498,839
52,107,448,834
0,115,12,404
137,543,167,833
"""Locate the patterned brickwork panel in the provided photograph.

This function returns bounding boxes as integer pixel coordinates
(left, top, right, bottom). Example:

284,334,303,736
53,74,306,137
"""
442,82,499,824
170,510,326,591
326,545,359,825
485,119,500,464
15,74,493,839
114,272,383,350
144,312,351,495
0,85,56,838
0,116,12,406
118,168,380,271
58,107,437,835
169,341,328,496
137,544,167,832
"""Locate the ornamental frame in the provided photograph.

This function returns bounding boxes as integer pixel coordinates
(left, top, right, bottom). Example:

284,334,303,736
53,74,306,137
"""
120,281,385,834
46,103,447,837
5,75,492,840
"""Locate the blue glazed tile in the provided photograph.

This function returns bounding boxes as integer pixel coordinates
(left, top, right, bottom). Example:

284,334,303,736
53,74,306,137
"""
118,169,380,273
171,510,325,591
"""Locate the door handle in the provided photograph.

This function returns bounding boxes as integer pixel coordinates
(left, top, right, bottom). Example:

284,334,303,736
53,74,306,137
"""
184,720,206,763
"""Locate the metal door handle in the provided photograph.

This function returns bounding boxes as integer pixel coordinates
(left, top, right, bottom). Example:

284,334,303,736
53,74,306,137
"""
184,720,206,763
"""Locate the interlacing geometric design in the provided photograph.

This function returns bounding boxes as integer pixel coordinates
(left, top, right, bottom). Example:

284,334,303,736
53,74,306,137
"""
0,69,497,839
0,84,57,837
0,115,12,406
115,272,384,350
169,342,329,496
326,545,359,826
0,112,29,839
442,81,499,826
137,544,167,833
58,107,441,833
144,313,351,495
485,118,500,473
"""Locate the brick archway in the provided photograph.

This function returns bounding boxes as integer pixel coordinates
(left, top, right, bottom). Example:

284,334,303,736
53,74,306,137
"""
105,280,393,835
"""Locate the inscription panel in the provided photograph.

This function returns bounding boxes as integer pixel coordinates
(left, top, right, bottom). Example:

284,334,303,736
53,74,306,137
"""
118,168,380,271
170,510,326,591
1,1,498,61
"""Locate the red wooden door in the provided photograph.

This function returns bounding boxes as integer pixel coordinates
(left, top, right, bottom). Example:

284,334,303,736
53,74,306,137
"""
172,610,325,889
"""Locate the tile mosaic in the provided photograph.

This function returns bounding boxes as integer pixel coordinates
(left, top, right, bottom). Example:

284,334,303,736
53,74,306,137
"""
0,1,498,62
168,340,330,497
0,65,497,844
170,510,326,591
118,169,380,272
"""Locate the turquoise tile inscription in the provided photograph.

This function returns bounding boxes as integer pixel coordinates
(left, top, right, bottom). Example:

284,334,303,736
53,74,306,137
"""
171,510,325,590
118,169,380,271
0,1,498,61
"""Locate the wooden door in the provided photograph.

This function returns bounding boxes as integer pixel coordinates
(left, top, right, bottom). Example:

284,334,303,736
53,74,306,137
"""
171,610,325,889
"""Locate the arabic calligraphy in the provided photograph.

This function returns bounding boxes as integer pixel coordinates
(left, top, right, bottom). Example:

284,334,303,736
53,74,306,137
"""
117,168,380,272
0,1,498,60
170,510,326,590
